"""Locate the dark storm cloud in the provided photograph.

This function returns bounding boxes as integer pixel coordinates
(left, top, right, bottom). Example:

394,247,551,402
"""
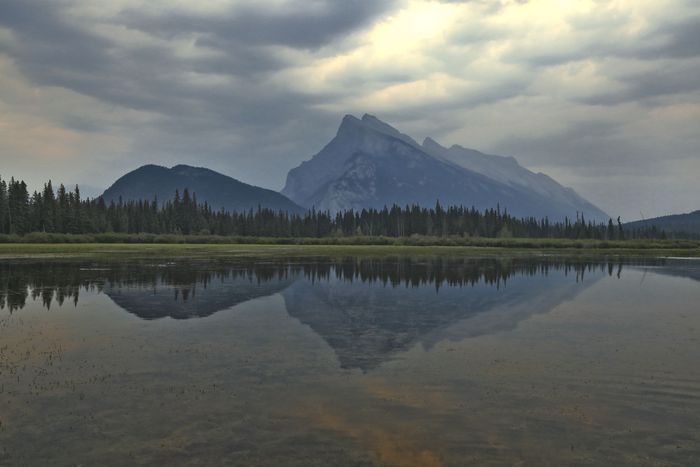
0,0,112,75
120,1,396,49
0,0,386,188
0,0,392,130
0,0,180,115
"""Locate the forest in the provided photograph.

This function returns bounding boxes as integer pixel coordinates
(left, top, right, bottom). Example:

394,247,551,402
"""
0,175,674,240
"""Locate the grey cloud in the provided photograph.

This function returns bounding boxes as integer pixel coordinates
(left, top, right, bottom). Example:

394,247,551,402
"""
506,15,700,70
119,0,396,50
0,1,172,112
0,0,112,73
0,0,342,132
636,16,700,60
493,14,700,107
492,120,665,176
335,71,418,89
0,0,390,116
0,0,359,190
580,59,700,106
59,115,104,133
0,0,697,219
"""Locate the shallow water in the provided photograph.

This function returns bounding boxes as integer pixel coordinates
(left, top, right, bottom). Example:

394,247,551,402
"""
1,255,699,466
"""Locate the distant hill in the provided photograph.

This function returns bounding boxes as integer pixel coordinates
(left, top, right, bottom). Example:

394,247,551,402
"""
625,210,700,237
282,114,608,221
102,164,304,214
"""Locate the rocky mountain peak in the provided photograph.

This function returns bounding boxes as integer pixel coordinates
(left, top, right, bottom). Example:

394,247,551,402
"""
282,113,608,220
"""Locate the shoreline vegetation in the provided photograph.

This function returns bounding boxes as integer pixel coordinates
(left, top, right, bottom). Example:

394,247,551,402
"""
1,235,699,258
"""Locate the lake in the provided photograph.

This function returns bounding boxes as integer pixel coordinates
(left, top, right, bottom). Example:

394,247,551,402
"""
1,255,699,466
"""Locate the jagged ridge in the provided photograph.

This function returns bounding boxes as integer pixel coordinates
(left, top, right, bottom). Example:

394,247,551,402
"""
282,114,608,221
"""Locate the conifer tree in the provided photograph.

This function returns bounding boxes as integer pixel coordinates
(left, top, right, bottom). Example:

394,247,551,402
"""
0,176,8,234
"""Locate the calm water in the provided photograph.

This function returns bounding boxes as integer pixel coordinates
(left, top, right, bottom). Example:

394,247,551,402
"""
1,255,699,466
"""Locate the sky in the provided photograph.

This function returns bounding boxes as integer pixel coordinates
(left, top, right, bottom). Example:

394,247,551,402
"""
0,0,698,220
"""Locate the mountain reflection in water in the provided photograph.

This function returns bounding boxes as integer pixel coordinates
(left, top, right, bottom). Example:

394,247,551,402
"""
0,256,675,371
2,255,700,466
1,257,669,314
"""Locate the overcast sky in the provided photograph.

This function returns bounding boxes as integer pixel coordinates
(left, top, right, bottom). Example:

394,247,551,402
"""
0,0,698,219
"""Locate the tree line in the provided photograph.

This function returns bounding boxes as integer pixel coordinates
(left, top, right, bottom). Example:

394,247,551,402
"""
0,174,671,239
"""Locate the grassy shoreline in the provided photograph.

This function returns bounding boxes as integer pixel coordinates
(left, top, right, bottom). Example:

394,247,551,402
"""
1,238,699,259
1,233,698,247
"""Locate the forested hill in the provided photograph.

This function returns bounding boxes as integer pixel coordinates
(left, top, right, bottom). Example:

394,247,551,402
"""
102,164,304,214
625,211,700,238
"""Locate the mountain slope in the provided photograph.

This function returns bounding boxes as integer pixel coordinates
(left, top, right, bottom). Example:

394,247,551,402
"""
302,140,551,216
282,114,608,221
625,210,700,237
103,164,304,213
420,138,604,217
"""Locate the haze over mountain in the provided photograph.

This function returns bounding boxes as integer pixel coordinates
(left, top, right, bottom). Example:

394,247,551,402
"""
625,210,700,237
283,114,608,221
102,164,303,214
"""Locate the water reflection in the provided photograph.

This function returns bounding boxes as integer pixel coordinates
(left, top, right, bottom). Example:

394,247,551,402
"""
634,257,700,282
1,256,673,371
0,257,675,317
2,255,700,466
0,261,298,316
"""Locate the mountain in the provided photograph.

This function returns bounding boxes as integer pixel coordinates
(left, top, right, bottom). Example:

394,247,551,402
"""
282,114,608,221
625,210,700,237
102,164,304,213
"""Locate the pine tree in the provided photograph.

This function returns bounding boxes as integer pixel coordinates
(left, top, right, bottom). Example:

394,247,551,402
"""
7,178,30,234
617,216,625,240
0,176,8,234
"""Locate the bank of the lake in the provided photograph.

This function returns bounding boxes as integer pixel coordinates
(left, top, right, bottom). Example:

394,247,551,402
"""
1,238,699,259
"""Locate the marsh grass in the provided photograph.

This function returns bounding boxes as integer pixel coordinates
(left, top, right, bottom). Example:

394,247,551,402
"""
0,234,698,259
